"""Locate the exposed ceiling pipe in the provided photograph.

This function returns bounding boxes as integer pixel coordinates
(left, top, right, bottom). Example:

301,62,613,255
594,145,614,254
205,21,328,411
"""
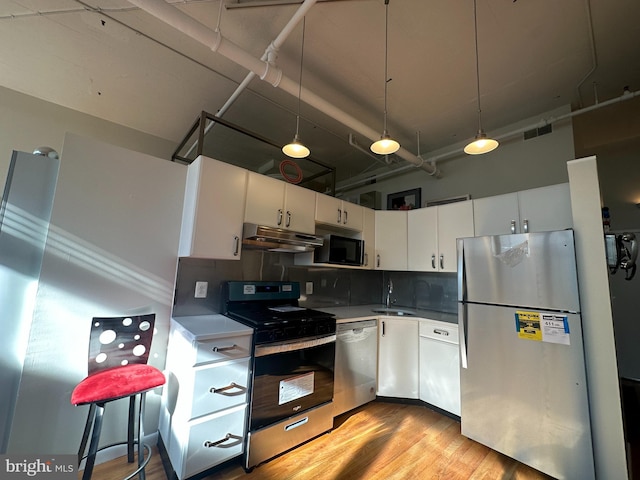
127,0,438,176
218,0,318,118
336,87,640,194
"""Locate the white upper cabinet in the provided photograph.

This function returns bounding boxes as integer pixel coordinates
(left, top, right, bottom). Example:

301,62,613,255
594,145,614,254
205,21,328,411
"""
375,210,407,270
362,207,376,269
408,201,474,272
315,193,364,232
408,206,438,271
244,172,316,234
437,200,475,271
473,183,572,236
179,155,247,259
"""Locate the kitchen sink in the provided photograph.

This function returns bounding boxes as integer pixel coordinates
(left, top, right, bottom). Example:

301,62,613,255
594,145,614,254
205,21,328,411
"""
371,308,416,316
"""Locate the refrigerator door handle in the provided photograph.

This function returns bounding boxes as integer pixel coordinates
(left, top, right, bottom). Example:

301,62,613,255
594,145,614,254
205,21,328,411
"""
459,301,468,369
456,238,468,369
456,238,465,302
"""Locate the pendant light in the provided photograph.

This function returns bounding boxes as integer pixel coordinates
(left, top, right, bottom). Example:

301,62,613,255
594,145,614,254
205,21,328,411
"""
370,0,400,155
464,0,499,155
282,17,310,159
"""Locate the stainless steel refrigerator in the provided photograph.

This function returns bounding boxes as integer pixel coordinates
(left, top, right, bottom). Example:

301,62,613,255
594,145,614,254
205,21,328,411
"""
457,230,595,480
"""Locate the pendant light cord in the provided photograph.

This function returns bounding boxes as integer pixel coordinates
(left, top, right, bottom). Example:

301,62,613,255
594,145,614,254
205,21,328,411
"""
473,0,483,133
295,17,306,136
383,0,390,133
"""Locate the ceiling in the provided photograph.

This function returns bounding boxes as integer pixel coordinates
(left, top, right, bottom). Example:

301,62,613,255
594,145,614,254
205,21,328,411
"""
1,0,639,192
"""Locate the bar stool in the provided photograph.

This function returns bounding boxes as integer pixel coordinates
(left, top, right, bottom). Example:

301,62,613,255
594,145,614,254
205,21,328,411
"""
71,314,165,480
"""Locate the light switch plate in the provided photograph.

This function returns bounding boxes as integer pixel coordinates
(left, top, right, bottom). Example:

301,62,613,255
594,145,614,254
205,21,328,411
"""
194,281,208,298
306,281,313,295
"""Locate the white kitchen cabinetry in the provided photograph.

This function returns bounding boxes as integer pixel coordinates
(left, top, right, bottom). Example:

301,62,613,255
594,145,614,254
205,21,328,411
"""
473,183,572,236
362,207,375,269
159,316,252,480
244,172,316,234
375,210,407,270
408,200,474,272
377,317,419,399
315,193,364,232
179,155,247,259
419,319,460,416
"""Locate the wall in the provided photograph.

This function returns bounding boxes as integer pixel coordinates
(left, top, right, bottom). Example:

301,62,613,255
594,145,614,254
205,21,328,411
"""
0,85,176,187
573,96,640,380
6,134,185,456
173,252,457,317
342,105,576,206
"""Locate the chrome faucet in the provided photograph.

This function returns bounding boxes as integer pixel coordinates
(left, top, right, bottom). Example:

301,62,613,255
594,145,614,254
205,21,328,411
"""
386,279,393,308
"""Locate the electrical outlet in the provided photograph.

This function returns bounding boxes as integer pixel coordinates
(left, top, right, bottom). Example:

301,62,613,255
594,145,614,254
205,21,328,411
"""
306,281,313,295
194,281,208,298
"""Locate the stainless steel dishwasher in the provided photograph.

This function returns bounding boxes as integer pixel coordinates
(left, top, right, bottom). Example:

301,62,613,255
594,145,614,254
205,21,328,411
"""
333,319,378,417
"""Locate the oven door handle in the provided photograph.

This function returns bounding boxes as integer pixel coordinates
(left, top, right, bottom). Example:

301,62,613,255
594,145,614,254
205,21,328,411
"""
255,334,336,357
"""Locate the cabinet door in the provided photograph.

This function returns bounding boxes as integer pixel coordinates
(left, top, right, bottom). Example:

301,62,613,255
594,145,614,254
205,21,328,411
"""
377,318,418,398
341,201,364,231
283,183,316,234
408,207,438,271
517,183,572,233
362,208,375,269
179,156,247,259
437,200,474,272
244,172,286,229
375,210,407,270
473,192,519,237
315,193,343,227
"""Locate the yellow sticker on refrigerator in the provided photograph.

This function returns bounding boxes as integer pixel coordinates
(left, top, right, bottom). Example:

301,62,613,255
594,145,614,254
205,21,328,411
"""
515,311,570,345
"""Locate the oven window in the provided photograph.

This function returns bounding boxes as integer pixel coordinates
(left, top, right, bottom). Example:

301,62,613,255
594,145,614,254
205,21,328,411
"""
250,340,335,430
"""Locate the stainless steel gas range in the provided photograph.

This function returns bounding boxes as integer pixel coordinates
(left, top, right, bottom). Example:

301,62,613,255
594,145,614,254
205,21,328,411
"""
221,281,336,470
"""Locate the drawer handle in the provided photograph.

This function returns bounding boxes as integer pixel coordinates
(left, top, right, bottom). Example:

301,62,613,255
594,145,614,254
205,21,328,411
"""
210,382,247,396
212,344,238,353
433,329,449,336
204,433,242,448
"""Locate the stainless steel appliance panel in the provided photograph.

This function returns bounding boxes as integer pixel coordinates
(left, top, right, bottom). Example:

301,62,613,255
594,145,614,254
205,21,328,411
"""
460,302,593,479
460,230,580,312
334,319,378,417
250,334,335,430
246,402,333,469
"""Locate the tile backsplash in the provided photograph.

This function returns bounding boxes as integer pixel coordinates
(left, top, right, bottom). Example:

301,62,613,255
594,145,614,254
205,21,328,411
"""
172,251,458,317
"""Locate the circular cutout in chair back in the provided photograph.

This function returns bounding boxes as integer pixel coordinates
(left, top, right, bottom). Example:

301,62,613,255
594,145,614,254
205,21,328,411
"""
71,364,165,405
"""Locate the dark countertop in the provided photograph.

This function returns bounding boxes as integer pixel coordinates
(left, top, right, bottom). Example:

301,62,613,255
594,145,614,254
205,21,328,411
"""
315,304,457,324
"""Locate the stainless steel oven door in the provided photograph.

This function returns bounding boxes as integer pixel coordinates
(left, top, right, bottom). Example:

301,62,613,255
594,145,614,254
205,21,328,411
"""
250,334,335,431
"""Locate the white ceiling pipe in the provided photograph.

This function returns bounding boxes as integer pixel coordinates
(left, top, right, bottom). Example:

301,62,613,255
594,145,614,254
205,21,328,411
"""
127,0,437,176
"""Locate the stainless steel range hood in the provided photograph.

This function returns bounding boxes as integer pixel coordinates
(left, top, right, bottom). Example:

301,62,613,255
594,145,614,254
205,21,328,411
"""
242,223,323,253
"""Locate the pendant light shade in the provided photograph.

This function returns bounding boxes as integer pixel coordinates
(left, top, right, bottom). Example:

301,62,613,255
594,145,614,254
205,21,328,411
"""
283,18,310,159
282,133,310,158
371,0,400,155
464,130,499,155
465,0,498,155
371,132,400,155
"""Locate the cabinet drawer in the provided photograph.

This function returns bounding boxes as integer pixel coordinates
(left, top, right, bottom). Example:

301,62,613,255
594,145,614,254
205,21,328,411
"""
194,335,252,366
188,359,250,419
181,405,247,479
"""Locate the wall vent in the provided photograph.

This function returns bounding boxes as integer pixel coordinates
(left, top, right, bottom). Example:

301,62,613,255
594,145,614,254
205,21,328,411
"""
524,124,553,140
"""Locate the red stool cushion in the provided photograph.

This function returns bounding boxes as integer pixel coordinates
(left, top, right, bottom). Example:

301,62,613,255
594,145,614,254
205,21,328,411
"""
71,364,165,405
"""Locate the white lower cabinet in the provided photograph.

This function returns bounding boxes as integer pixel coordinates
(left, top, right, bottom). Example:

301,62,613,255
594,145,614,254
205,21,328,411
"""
159,316,253,479
418,319,460,416
377,317,419,399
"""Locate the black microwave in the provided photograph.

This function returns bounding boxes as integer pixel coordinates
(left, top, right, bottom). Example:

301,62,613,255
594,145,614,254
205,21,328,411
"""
314,234,364,266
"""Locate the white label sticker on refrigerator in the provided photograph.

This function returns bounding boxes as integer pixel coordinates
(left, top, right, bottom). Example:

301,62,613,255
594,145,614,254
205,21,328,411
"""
541,314,570,345
279,372,314,405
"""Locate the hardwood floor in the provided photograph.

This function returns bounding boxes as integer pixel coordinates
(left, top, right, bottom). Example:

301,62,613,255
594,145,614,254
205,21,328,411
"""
87,401,553,480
